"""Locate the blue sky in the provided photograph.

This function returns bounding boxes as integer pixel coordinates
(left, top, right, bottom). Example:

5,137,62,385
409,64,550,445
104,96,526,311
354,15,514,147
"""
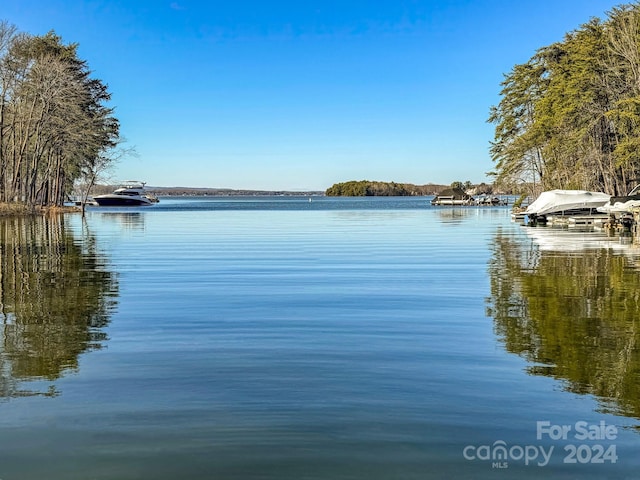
3,0,626,190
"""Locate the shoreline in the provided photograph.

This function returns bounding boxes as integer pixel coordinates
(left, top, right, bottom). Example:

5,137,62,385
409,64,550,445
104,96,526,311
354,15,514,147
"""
0,203,81,217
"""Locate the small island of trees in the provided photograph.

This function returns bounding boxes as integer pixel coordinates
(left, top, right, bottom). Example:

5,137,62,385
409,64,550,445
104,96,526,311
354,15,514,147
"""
325,180,495,196
0,21,119,210
326,180,429,196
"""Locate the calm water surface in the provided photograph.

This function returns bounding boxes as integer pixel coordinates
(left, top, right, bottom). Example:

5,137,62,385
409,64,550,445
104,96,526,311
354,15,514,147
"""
0,196,639,479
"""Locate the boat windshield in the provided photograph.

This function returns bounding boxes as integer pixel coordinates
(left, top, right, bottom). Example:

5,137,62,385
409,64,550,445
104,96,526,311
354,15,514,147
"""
116,190,143,196
627,184,640,196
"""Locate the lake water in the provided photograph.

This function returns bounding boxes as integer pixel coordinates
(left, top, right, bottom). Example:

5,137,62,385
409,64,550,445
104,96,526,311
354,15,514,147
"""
0,196,639,479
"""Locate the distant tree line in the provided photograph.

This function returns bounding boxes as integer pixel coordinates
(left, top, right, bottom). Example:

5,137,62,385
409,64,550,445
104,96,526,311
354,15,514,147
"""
489,3,640,196
0,21,118,207
146,186,325,196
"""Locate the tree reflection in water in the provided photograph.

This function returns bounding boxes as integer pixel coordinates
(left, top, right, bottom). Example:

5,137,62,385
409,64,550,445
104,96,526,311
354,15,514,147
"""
0,215,117,398
487,227,640,419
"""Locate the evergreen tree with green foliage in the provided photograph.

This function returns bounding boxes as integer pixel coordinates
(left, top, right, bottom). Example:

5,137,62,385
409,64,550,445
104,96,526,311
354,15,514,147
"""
489,4,640,195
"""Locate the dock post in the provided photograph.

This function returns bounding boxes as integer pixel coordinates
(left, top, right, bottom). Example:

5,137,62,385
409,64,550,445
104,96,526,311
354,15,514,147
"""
633,207,640,244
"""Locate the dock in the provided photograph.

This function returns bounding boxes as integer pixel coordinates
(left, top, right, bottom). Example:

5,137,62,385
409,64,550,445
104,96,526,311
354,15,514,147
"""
512,193,640,244
564,214,609,227
512,212,609,227
514,208,640,245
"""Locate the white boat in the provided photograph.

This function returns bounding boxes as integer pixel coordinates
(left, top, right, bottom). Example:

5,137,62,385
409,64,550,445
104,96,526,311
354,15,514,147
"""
525,190,610,221
597,184,640,215
475,195,507,206
93,181,159,207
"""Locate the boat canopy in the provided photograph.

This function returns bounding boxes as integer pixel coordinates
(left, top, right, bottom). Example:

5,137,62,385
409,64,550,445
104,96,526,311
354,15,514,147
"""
437,187,471,200
431,187,473,205
525,190,610,216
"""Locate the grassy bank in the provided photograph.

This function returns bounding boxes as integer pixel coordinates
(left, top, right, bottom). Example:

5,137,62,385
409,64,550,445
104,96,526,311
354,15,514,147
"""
0,203,81,217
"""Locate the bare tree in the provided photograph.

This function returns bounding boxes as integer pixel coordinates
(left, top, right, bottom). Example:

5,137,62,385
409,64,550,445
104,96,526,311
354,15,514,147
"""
78,142,137,216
